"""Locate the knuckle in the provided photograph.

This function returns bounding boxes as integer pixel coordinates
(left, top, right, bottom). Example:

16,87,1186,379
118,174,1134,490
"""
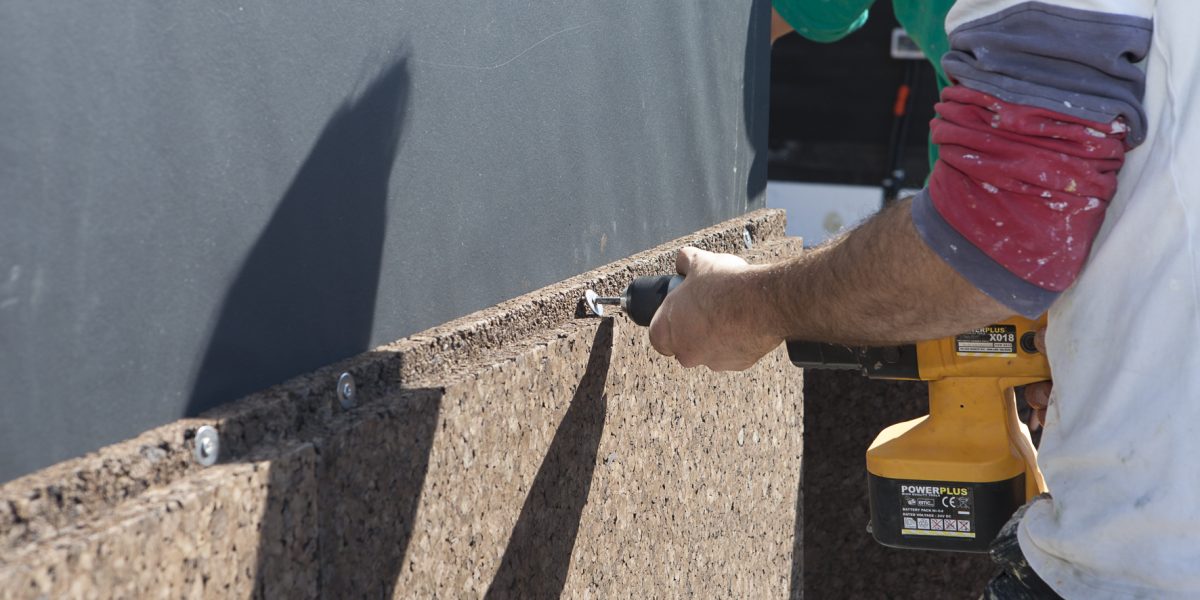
648,330,669,356
677,247,697,273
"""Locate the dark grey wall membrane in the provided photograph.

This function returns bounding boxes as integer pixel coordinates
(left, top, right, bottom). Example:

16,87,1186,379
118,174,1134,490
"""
0,1,769,481
911,190,1058,318
943,1,1151,143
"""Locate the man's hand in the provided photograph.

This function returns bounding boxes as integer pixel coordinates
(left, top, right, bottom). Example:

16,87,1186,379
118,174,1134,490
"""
647,247,783,371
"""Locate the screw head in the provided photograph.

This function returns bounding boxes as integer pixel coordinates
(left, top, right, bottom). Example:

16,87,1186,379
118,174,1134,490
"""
337,372,357,409
742,227,753,249
194,425,220,467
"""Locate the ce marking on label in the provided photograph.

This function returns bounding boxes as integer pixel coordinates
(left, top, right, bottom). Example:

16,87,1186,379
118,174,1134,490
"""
942,496,970,509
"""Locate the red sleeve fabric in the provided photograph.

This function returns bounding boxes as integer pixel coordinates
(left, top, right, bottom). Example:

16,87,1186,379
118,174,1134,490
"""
927,85,1130,292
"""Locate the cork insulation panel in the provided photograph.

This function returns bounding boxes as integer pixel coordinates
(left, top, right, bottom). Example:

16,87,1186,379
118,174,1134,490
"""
0,210,805,598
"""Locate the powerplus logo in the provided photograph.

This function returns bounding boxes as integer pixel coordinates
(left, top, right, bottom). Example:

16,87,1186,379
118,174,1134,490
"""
900,485,968,496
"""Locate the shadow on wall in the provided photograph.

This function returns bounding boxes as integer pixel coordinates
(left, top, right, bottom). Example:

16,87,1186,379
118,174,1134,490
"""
183,45,619,595
185,57,411,416
485,319,613,599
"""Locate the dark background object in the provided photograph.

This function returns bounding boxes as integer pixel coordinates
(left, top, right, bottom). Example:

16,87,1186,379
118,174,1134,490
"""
768,2,937,188
0,0,770,482
802,372,994,598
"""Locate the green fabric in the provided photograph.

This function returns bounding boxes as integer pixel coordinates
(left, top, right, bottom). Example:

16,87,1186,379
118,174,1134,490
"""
891,0,956,169
773,0,871,43
772,0,957,168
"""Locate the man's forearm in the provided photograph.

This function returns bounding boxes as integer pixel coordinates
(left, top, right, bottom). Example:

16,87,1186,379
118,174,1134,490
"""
754,198,1012,345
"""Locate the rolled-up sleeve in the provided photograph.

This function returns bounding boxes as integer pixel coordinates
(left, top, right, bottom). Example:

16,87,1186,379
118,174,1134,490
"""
911,1,1153,316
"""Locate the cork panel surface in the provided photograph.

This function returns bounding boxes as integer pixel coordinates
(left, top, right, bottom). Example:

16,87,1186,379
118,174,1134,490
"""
802,371,993,598
314,390,443,598
390,318,801,598
324,237,804,597
0,443,319,599
569,318,800,598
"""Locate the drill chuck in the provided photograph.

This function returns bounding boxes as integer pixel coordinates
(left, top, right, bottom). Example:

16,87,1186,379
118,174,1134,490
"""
584,274,683,327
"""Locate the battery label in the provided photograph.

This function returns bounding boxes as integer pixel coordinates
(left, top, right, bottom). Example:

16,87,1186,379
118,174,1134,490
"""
898,483,976,539
955,324,1017,357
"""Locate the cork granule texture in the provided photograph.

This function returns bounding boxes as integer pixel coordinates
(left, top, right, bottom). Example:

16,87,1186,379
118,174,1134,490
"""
0,210,805,598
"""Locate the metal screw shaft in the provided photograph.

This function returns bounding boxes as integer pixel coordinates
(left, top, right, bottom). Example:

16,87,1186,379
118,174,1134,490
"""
583,289,625,317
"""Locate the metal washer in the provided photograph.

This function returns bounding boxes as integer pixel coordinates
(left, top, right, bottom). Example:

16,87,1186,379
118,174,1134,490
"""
337,372,357,409
584,290,604,317
194,425,220,467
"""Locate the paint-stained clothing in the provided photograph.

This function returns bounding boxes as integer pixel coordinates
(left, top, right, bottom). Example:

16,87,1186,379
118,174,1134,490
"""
913,2,1151,316
913,1,1200,597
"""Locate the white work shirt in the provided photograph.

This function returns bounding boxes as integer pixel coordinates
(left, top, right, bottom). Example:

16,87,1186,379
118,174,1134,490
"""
1018,1,1200,596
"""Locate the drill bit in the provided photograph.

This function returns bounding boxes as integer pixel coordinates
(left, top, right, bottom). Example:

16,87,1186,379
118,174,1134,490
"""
583,289,623,317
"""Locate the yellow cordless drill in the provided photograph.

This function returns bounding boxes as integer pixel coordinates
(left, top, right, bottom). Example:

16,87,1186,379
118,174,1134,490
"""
586,276,1049,553
787,315,1049,552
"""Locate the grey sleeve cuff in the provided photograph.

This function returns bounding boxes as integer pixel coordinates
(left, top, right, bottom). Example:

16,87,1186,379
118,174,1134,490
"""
942,1,1152,145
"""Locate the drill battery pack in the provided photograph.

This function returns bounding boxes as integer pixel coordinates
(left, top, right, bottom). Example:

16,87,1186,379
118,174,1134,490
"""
867,473,1024,552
